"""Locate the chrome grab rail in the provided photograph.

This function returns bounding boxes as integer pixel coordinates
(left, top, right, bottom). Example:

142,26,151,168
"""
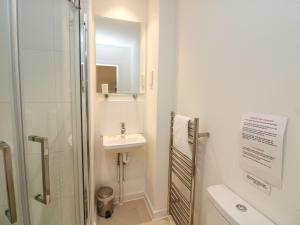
28,136,51,205
0,141,17,224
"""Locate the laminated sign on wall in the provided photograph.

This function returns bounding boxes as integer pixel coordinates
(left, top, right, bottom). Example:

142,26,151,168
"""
240,112,288,188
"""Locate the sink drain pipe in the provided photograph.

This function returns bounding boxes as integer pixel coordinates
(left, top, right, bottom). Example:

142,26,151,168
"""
117,153,130,204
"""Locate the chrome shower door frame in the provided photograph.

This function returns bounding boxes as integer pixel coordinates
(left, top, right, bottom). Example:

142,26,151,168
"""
79,1,92,224
8,0,31,224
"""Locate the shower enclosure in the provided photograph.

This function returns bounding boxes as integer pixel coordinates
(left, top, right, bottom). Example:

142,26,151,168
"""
0,0,90,225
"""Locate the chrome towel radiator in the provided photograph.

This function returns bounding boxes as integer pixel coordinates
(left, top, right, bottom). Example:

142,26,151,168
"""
168,112,209,225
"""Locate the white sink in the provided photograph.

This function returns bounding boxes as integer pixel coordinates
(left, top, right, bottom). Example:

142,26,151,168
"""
103,134,146,153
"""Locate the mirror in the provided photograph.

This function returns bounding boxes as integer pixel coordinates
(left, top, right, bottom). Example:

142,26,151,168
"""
95,16,146,94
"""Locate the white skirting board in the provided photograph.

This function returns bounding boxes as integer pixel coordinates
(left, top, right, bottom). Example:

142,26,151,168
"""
113,191,145,204
144,193,168,220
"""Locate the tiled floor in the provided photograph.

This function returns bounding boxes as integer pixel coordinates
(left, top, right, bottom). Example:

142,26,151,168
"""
140,218,171,225
97,199,152,225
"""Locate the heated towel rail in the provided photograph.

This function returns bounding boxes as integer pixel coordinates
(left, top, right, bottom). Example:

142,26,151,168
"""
168,112,209,225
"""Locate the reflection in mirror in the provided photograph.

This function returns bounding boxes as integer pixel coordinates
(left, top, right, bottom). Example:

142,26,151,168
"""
96,64,118,93
95,17,146,94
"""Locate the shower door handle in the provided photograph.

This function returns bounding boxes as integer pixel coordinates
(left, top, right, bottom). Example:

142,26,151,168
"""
28,136,51,205
0,141,17,224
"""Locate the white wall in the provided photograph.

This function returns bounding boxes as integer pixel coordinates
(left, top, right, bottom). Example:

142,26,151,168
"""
176,0,300,224
155,0,177,211
92,0,148,202
144,0,177,216
144,0,159,214
93,0,148,23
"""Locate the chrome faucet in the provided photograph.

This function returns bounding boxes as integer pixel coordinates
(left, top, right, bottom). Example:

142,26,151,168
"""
121,122,126,135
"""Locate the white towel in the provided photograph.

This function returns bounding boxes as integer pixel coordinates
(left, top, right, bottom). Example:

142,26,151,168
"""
173,115,192,159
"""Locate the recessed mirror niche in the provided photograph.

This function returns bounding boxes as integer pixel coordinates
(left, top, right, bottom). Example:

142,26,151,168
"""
95,17,146,95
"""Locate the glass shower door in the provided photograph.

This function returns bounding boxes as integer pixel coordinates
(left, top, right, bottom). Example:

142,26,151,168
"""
0,0,24,224
17,0,84,225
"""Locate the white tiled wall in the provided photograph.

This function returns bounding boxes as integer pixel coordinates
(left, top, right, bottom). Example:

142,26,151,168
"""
20,50,57,102
17,0,79,224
